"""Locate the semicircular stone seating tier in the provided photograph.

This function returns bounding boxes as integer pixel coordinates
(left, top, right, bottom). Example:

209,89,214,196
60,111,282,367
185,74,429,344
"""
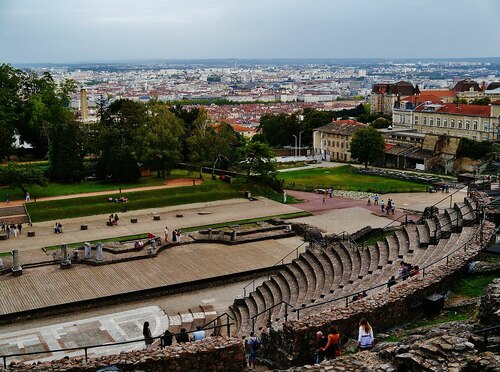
228,197,479,337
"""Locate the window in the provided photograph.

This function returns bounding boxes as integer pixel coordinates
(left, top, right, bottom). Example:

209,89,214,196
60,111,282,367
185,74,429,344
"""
423,116,427,125
450,119,455,128
483,121,489,131
336,141,339,147
458,120,463,129
414,116,419,125
436,118,441,127
473,121,478,130
443,118,448,127
328,140,331,146
465,120,470,130
429,117,434,126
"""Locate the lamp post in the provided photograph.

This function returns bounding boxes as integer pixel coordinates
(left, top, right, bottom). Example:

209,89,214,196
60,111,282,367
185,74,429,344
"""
293,135,297,158
298,131,304,157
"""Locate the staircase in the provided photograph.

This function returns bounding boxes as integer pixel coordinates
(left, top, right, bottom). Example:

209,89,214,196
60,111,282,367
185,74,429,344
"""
228,196,480,337
0,205,30,225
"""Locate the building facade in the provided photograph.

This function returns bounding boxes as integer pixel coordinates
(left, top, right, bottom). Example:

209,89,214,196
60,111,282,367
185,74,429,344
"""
411,102,500,141
370,81,420,115
312,119,367,162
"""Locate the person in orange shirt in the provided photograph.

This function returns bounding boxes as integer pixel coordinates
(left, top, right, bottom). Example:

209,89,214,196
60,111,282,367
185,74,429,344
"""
320,326,341,360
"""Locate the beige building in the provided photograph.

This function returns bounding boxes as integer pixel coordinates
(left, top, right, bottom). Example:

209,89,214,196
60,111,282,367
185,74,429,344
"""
412,102,500,141
312,119,367,162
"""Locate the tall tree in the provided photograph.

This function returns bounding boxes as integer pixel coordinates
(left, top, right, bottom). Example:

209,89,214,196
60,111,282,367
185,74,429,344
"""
137,100,184,178
240,141,276,178
96,99,145,182
0,64,23,159
349,126,385,168
210,122,242,177
258,113,301,147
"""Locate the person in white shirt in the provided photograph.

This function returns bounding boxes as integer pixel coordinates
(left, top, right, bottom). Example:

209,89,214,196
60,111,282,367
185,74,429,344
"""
191,325,206,341
358,317,374,350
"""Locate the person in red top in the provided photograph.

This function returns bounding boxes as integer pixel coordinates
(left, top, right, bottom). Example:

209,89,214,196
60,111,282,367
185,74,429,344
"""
320,326,341,360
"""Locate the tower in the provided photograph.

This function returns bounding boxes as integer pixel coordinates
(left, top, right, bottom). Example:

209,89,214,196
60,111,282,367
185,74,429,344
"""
80,88,88,121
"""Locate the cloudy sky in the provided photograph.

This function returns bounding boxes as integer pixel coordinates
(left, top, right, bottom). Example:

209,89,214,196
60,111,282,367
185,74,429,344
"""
1,0,499,63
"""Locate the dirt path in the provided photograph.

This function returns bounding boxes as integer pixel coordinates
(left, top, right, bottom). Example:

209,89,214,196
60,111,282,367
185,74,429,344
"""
0,178,203,208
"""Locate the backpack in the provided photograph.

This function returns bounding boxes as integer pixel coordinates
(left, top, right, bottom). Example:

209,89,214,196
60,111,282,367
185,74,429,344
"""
249,337,260,351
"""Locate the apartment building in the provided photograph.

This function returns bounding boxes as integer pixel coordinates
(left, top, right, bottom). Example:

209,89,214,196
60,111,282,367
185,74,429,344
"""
312,119,367,162
411,102,500,141
370,81,420,115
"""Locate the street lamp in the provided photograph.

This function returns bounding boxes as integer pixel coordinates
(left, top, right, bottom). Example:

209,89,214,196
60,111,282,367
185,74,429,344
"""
298,131,304,157
292,135,297,157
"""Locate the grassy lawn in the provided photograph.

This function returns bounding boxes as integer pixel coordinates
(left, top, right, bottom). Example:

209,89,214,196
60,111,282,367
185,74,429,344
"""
0,169,199,201
26,178,288,222
280,165,428,193
452,272,498,297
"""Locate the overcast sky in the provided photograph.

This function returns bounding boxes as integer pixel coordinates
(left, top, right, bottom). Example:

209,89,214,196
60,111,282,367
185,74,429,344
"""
1,0,499,63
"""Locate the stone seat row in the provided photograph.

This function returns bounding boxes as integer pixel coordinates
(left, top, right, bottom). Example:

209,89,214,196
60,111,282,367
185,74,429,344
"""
229,197,478,337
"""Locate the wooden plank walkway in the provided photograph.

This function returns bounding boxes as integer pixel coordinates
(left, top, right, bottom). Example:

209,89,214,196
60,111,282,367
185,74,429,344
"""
0,237,304,317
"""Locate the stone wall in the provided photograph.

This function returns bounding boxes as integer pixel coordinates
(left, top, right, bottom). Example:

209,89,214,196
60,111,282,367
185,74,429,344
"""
260,221,494,368
5,337,244,372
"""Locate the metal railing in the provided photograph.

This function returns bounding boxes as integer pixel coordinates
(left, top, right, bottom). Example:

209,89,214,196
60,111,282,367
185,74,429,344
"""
474,324,500,352
242,241,307,297
0,321,235,370
249,194,486,332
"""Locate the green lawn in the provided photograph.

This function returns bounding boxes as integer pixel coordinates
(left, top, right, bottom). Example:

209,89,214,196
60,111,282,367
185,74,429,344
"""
452,272,498,297
0,169,199,201
26,178,285,222
280,165,427,193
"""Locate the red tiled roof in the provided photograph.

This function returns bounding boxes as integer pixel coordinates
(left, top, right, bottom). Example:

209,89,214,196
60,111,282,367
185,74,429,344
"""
415,103,491,117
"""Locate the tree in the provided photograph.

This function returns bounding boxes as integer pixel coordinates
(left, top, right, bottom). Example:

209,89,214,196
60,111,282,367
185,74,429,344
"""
371,117,391,129
0,163,47,195
137,100,184,178
170,104,200,162
258,113,301,147
349,126,385,168
240,141,276,178
48,114,84,182
0,64,23,160
96,99,145,182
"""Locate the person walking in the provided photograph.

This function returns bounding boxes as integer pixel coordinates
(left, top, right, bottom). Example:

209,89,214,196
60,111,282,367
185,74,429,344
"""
5,193,9,204
321,326,341,359
246,331,260,372
374,194,379,205
358,318,374,351
283,190,287,203
143,321,154,350
322,191,327,205
380,200,385,213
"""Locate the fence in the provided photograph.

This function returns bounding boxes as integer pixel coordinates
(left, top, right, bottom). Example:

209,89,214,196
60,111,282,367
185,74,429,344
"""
0,317,235,370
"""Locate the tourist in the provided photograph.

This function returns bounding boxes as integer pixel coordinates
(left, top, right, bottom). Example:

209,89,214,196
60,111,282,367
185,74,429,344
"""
5,193,9,204
386,199,391,214
314,331,328,363
176,328,189,343
6,224,10,239
17,222,22,235
162,330,173,347
374,194,379,205
410,265,420,277
108,197,113,203
397,261,409,280
387,275,397,288
143,321,154,350
246,331,260,372
367,196,371,206
358,318,374,350
321,326,341,359
176,229,182,243
380,200,385,213
351,293,358,302
25,191,30,202
172,229,177,243
164,226,169,242
1,222,5,232
191,325,206,341
322,191,327,205
108,214,114,225
391,200,395,215
283,190,287,203
11,223,17,237
328,186,333,198
114,214,119,226
54,222,63,234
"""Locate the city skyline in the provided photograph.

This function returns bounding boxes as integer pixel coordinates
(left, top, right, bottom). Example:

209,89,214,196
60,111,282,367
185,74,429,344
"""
1,0,500,64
